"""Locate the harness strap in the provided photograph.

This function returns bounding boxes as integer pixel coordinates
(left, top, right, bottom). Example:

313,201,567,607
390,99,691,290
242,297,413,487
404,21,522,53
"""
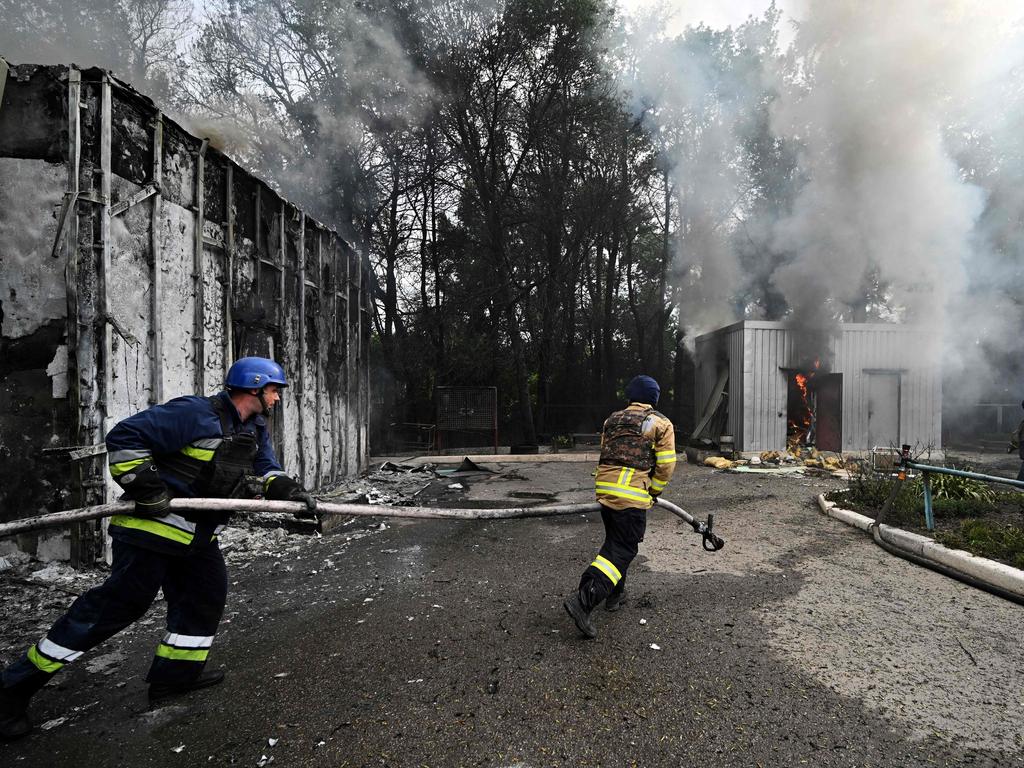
208,396,233,437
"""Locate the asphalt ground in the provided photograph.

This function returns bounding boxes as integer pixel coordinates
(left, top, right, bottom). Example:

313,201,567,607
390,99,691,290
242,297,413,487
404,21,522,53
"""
2,460,1022,767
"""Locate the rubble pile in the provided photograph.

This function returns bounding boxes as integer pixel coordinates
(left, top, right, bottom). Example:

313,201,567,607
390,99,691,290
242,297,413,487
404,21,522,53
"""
699,447,850,479
318,462,437,506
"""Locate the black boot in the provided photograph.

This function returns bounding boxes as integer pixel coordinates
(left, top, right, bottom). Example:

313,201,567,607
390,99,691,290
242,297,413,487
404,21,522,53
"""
0,683,37,741
148,669,225,704
604,590,626,612
563,593,597,639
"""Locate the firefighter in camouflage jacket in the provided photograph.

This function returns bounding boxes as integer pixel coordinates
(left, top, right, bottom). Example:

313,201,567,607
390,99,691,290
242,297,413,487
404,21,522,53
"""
563,375,676,639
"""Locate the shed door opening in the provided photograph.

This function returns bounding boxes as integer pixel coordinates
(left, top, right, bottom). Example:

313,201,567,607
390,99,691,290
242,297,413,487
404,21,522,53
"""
787,370,842,452
867,372,901,448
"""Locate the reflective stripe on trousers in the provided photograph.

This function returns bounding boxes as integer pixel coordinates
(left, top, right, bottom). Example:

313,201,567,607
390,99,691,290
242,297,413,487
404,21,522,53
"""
577,505,647,612
2,538,227,688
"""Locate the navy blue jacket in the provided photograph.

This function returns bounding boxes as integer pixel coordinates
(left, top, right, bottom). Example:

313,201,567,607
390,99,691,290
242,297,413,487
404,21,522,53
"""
105,391,287,552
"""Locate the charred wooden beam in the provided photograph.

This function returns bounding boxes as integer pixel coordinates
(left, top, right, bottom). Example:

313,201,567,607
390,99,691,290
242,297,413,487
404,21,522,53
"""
193,138,209,394
150,112,164,405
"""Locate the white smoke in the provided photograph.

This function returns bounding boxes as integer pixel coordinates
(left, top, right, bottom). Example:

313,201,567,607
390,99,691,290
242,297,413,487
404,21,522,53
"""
617,0,1024,402
617,5,780,338
771,0,1024,395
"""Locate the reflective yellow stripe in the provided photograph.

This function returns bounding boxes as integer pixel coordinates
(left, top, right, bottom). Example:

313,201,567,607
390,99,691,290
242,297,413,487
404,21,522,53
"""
591,555,622,585
651,478,667,490
617,467,628,484
264,475,280,489
155,643,209,662
110,515,194,545
655,452,677,465
110,458,147,477
624,468,635,484
595,481,651,501
28,645,64,673
181,446,215,462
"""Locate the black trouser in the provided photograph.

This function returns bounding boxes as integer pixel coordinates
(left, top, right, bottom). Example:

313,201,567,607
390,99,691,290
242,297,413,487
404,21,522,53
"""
2,538,227,693
576,504,647,612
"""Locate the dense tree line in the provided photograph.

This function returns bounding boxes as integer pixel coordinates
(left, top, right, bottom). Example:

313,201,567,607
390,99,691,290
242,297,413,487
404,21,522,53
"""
3,0,1021,444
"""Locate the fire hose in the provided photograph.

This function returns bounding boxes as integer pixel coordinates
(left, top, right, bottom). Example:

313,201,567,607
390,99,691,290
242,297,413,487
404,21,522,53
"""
0,497,724,551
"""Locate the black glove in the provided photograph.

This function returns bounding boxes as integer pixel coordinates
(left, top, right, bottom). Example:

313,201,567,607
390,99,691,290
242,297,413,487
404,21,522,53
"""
265,475,318,518
113,461,171,517
134,491,171,518
288,488,318,519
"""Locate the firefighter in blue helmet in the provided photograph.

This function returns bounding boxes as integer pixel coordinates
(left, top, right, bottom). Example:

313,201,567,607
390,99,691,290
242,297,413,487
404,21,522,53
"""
0,358,316,741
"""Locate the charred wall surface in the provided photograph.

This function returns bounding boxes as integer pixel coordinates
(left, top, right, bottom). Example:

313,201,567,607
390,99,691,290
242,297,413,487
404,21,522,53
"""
0,63,371,562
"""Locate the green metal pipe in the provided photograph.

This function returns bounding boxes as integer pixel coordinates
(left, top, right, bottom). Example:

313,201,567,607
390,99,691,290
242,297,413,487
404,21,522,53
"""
922,472,934,531
905,461,1024,490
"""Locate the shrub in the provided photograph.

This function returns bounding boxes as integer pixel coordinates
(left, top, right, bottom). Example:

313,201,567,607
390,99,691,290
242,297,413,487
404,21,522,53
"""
935,520,1024,570
829,469,920,524
927,470,996,505
830,466,999,525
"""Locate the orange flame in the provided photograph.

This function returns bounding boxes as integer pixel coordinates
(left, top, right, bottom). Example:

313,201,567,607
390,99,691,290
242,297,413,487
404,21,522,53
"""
788,359,821,450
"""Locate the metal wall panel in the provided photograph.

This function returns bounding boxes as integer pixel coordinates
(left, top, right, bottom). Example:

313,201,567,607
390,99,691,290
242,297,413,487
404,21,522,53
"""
835,325,940,452
696,321,942,453
729,325,744,447
743,325,791,452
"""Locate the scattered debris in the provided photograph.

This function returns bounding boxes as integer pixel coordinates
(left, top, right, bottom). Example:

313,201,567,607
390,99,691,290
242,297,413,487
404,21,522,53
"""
447,483,464,490
318,462,449,506
377,461,432,474
435,457,497,478
0,509,392,678
703,456,735,470
256,754,274,766
171,744,185,754
727,465,806,476
649,643,661,651
639,618,648,626
27,562,87,586
268,737,279,747
40,716,68,730
85,651,125,675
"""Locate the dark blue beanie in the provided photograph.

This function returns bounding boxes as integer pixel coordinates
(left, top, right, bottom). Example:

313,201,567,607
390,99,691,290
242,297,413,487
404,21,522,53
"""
625,375,660,406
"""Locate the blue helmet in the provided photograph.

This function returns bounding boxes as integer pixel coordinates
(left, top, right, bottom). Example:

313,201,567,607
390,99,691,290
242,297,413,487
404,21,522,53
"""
225,357,288,390
625,375,660,406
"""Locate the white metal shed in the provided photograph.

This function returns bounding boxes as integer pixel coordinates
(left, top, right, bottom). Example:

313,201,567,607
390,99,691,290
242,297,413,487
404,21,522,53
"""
693,321,942,454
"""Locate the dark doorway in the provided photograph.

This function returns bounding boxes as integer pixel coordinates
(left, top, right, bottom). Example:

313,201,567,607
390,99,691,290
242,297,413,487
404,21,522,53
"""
786,369,843,452
816,374,843,452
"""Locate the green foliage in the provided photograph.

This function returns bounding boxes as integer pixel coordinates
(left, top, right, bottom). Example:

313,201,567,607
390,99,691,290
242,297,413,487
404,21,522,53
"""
935,520,1024,571
828,469,920,525
830,466,1002,526
926,470,996,505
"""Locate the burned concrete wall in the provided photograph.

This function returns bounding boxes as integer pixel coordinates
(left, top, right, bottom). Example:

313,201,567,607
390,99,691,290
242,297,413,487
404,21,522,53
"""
0,63,372,562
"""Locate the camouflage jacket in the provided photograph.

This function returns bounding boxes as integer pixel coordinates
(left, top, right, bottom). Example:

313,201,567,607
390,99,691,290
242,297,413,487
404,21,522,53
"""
595,403,676,510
